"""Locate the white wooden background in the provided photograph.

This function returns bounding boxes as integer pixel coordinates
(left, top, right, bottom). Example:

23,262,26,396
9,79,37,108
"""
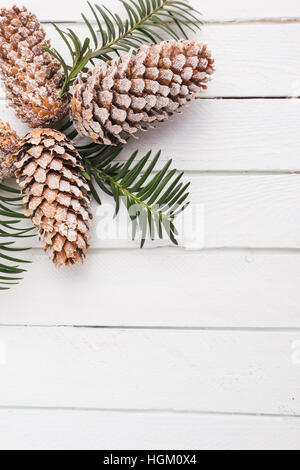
1,0,300,450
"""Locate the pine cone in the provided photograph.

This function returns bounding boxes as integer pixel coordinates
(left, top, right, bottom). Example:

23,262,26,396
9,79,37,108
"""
0,5,69,128
14,129,92,267
71,39,214,145
0,119,19,182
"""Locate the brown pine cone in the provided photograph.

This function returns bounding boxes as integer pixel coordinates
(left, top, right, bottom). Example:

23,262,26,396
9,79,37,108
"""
70,39,214,145
0,119,19,182
0,5,69,128
14,129,92,267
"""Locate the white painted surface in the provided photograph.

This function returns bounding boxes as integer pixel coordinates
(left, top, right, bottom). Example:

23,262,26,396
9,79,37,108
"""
1,0,300,450
0,409,299,450
6,173,300,250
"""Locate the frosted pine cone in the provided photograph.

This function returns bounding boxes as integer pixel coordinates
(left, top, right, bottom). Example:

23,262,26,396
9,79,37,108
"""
0,119,18,182
14,129,92,267
0,5,69,128
71,39,214,145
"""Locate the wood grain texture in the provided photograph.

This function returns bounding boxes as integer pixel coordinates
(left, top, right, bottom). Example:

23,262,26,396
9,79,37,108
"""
2,99,300,172
1,250,300,328
4,0,300,22
0,327,298,415
0,409,299,450
1,22,299,99
118,100,300,171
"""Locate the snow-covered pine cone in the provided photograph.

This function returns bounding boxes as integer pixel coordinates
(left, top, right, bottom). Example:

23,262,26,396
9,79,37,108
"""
14,129,92,267
0,119,19,182
0,5,69,128
71,39,215,145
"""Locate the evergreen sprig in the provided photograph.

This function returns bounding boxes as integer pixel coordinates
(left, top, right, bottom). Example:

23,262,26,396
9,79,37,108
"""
77,144,190,247
46,0,201,96
0,184,35,290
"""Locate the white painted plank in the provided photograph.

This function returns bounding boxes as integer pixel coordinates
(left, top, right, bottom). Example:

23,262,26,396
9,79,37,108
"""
2,250,300,327
2,99,300,172
4,173,300,250
0,327,298,415
123,100,300,171
0,409,299,450
3,0,300,22
1,23,299,98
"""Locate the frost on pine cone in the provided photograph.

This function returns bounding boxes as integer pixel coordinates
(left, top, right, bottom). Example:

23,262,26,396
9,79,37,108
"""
14,129,92,267
0,119,18,182
71,39,214,145
0,5,69,128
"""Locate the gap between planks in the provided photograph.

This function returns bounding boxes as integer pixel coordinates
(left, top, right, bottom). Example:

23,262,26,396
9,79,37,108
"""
39,18,300,25
0,405,299,420
1,325,300,333
28,247,300,253
203,18,300,25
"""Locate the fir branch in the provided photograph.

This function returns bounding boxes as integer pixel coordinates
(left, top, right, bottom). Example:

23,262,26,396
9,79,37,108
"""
77,145,190,247
48,0,202,96
0,184,35,291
